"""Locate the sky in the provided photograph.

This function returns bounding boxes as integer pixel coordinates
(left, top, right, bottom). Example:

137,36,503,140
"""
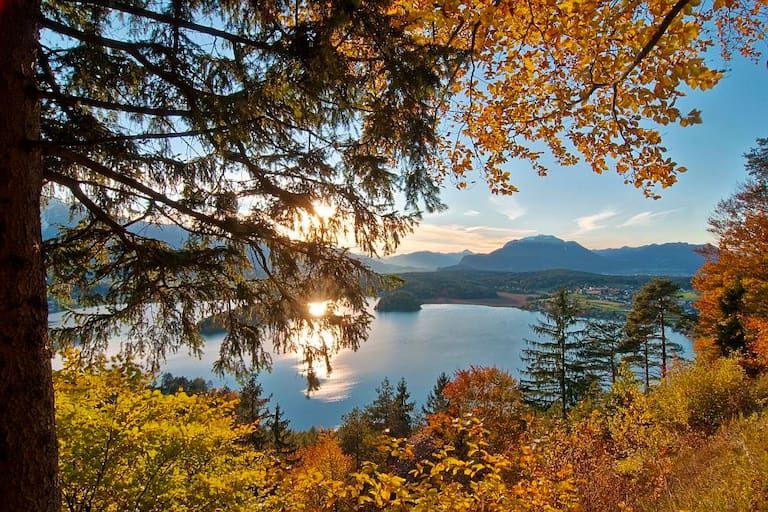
394,55,768,255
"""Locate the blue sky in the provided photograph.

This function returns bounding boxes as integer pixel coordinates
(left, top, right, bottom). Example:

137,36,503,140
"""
396,55,768,254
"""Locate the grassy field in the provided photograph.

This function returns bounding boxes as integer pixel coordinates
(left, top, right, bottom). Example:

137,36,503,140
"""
678,290,700,301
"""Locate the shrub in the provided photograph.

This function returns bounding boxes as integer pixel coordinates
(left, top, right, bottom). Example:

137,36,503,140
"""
653,357,755,432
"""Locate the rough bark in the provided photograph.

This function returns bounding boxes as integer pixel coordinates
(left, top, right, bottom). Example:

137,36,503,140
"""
660,307,667,378
0,0,60,510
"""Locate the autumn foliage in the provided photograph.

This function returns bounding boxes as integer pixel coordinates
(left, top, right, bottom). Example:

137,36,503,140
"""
694,139,768,366
55,354,582,511
388,0,768,196
441,366,528,453
55,350,278,512
54,335,768,512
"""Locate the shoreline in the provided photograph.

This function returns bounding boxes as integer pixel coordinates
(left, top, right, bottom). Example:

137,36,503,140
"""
421,292,533,309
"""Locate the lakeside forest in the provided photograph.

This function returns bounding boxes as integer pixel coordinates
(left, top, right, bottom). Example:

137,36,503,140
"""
373,270,696,319
2,0,768,511
55,143,768,511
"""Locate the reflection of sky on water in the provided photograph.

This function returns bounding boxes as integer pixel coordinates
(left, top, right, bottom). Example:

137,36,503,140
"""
295,360,358,402
49,304,693,431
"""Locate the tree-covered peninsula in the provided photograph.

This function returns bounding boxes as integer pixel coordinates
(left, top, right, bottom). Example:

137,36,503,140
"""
375,291,422,312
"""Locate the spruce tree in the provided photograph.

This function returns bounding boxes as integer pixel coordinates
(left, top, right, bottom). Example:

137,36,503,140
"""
337,407,377,469
626,278,684,380
4,2,456,505
582,319,634,387
365,377,396,432
391,378,415,438
714,279,748,356
364,376,414,437
235,373,271,449
266,404,297,463
155,373,211,394
422,372,451,416
521,289,589,418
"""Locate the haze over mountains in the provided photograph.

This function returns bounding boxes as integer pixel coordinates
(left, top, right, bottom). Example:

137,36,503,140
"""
377,235,708,276
43,202,706,276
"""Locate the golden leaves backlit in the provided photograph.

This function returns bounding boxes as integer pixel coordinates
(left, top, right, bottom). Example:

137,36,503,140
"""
390,0,767,197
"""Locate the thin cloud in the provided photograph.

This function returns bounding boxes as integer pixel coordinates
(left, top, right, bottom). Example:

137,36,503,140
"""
573,210,617,234
464,226,530,233
422,204,524,228
619,208,683,227
396,223,536,254
489,196,526,221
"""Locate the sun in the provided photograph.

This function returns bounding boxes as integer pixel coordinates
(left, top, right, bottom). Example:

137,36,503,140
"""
312,201,336,220
307,301,329,317
281,201,339,241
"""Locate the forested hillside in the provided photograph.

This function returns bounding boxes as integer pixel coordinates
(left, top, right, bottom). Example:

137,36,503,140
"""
377,269,693,317
51,140,768,511
56,340,768,511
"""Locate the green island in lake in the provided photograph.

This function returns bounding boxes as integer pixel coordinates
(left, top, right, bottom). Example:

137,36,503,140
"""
374,290,422,312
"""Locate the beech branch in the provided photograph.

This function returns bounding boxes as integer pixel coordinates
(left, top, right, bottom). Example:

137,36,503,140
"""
619,0,693,83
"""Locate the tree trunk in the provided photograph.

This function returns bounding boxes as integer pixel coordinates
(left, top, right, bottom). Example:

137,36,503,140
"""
659,307,667,378
643,339,650,392
0,1,60,510
559,334,567,419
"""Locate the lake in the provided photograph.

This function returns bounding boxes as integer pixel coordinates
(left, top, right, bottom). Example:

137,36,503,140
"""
159,304,692,431
50,304,692,431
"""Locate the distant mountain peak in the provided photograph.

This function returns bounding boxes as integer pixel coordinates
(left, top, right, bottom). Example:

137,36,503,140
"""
364,248,473,272
451,236,707,276
504,234,564,247
523,234,563,242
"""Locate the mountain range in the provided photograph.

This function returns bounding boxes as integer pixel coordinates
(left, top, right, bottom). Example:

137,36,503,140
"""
443,235,707,276
360,250,474,273
367,235,707,276
42,202,707,276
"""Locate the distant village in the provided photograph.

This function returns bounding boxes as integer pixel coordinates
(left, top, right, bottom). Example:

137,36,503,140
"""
573,285,698,320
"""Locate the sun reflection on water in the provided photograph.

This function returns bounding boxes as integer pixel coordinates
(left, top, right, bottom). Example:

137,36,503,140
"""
292,313,359,401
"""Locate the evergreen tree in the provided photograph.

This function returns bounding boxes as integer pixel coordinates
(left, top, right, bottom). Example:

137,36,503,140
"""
365,377,396,432
391,378,415,438
714,279,748,356
363,377,414,437
336,407,378,469
521,289,589,418
4,1,457,505
266,404,297,463
623,318,660,392
582,319,634,387
626,278,684,379
156,373,210,395
422,372,451,416
235,373,271,449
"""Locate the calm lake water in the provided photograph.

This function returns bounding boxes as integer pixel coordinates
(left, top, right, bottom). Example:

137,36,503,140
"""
51,304,692,431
